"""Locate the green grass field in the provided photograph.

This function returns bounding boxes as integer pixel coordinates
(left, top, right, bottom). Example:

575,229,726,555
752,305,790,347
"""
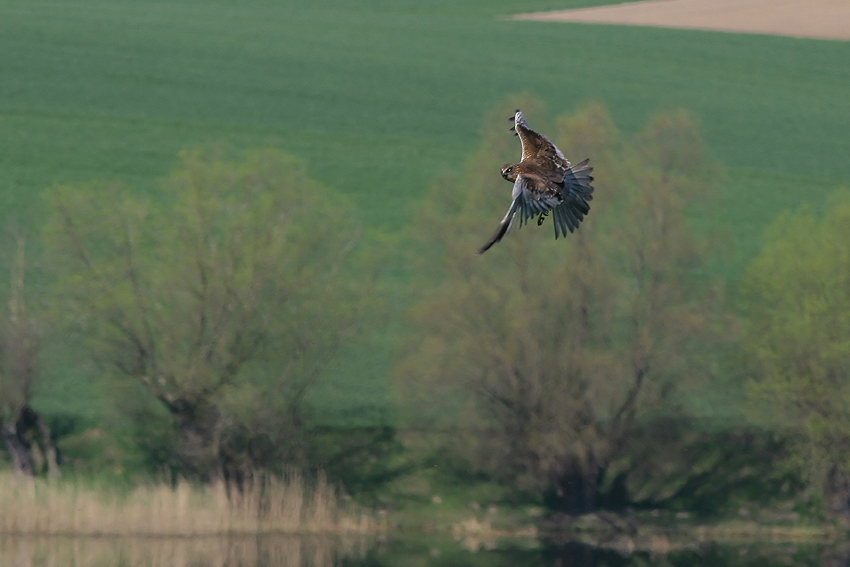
2,0,849,430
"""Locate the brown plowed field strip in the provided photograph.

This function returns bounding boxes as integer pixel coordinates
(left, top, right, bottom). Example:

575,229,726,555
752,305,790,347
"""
514,0,850,41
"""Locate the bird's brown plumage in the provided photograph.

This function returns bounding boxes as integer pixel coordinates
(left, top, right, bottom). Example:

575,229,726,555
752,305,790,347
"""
477,110,594,254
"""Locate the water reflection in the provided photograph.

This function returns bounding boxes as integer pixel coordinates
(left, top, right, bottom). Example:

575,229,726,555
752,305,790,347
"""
0,535,843,567
357,539,843,567
0,534,371,567
539,540,843,567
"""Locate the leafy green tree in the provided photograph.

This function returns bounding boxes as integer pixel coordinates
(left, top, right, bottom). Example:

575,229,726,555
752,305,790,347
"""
396,98,724,513
44,148,369,479
741,189,850,516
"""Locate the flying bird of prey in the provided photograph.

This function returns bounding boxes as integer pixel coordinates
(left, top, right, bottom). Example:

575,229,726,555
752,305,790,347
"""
476,110,594,254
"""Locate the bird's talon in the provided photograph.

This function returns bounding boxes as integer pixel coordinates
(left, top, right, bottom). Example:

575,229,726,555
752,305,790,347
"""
537,211,549,226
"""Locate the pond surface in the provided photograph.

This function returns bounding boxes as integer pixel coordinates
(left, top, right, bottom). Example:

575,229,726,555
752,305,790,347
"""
0,534,842,567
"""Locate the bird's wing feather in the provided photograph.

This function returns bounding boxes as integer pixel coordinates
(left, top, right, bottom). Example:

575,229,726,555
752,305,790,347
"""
550,159,594,239
514,110,568,164
476,199,519,254
513,173,562,227
563,158,594,201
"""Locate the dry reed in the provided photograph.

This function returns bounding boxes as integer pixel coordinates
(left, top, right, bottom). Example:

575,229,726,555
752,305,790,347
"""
0,472,374,536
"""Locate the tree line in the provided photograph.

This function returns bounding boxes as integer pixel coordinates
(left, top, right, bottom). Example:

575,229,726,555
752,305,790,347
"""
1,100,849,519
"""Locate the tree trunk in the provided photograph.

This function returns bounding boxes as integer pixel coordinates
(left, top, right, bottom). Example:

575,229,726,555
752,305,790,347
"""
827,465,850,519
169,398,223,479
1,406,61,477
22,406,61,477
555,467,599,515
546,541,596,567
1,420,34,477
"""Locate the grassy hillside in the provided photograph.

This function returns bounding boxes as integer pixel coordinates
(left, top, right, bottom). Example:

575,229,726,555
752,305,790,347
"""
1,0,849,430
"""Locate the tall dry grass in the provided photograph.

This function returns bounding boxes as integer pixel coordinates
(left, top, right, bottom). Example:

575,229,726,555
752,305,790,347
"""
0,472,374,536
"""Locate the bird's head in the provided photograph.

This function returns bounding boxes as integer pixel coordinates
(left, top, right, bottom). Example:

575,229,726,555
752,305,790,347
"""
501,163,518,182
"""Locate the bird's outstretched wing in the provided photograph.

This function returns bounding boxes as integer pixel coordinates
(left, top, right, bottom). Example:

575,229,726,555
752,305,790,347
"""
476,173,562,254
513,173,563,226
476,199,519,254
515,160,594,240
550,159,594,239
512,110,567,165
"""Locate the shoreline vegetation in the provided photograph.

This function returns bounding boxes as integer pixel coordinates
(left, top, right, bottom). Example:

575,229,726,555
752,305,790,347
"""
0,471,845,567
0,472,374,537
0,470,842,545
444,511,843,556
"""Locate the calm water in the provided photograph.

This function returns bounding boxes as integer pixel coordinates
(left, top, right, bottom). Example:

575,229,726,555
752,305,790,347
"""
0,534,841,567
